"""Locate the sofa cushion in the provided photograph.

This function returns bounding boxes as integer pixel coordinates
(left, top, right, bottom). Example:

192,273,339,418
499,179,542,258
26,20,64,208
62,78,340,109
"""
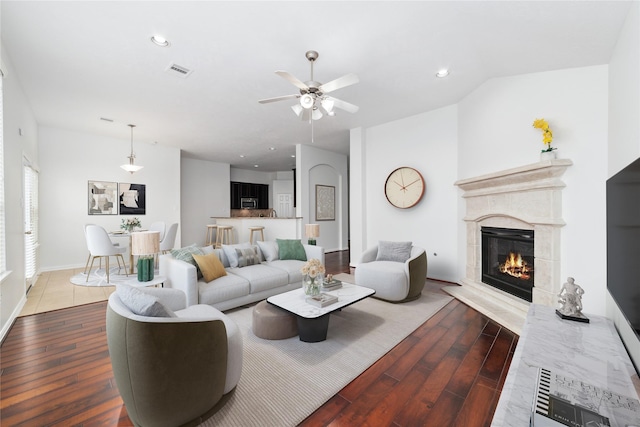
236,247,260,267
376,241,412,263
266,259,305,284
257,240,279,262
222,243,257,268
116,284,177,318
227,264,289,293
170,244,205,276
276,239,307,261
198,273,251,306
192,252,227,282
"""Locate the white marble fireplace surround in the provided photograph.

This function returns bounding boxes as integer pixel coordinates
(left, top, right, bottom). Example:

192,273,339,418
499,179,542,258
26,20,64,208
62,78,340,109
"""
444,159,572,335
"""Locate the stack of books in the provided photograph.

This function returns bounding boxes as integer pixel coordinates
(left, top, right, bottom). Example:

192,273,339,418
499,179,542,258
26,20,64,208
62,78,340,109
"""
322,278,342,291
305,293,338,308
531,367,640,426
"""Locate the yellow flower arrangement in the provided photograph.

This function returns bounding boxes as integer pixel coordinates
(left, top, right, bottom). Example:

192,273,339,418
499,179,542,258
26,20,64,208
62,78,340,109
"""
533,118,554,152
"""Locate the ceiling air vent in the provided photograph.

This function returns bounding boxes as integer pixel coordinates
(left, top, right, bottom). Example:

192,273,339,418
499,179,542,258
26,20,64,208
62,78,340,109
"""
166,63,193,78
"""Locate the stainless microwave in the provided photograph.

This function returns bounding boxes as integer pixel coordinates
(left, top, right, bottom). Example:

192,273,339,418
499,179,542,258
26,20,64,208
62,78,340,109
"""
241,198,258,209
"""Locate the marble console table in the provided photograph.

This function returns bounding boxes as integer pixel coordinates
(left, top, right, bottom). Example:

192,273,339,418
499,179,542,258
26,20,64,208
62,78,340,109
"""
491,304,640,426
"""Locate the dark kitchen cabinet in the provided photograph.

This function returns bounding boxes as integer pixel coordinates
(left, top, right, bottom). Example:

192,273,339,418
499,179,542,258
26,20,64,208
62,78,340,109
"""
230,182,269,209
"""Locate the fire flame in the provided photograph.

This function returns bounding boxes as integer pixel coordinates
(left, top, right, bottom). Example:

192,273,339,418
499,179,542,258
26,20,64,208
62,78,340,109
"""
499,252,532,280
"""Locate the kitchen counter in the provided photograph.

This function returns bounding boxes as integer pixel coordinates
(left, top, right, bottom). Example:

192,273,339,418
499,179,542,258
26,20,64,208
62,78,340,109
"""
211,217,302,243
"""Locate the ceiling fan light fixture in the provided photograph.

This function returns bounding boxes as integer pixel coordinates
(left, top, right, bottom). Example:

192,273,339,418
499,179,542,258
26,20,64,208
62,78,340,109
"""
312,108,323,121
321,98,334,113
291,104,303,117
300,93,314,109
436,69,449,78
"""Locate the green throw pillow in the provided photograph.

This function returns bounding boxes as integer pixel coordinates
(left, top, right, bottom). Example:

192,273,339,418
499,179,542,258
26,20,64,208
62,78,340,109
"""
276,239,307,261
170,244,205,277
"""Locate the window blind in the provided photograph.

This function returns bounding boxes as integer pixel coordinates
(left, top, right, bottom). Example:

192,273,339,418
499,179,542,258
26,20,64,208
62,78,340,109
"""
0,73,5,276
24,163,39,281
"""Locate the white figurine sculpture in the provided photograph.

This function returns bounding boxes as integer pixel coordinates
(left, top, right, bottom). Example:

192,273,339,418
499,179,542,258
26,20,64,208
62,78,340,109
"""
557,277,589,322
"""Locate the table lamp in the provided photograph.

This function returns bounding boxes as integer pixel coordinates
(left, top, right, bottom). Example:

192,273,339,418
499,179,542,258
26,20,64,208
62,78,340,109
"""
131,231,160,281
305,224,320,246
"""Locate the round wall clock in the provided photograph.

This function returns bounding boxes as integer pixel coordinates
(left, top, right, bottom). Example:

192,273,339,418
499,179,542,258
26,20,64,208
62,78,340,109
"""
384,166,425,209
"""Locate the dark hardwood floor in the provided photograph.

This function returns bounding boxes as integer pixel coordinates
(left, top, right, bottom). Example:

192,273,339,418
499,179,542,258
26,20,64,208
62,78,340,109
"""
0,251,517,426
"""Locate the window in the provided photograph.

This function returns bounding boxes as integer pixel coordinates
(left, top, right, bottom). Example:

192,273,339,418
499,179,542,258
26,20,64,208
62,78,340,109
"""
0,70,5,277
24,162,39,283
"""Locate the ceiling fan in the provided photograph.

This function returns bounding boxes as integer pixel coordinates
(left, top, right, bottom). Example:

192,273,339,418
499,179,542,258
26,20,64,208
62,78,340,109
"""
258,50,359,121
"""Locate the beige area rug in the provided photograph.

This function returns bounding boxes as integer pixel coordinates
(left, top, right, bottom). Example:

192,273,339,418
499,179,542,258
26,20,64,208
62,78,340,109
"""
200,274,453,426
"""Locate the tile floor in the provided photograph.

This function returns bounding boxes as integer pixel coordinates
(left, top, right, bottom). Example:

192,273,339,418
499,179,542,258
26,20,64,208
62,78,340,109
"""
20,268,115,316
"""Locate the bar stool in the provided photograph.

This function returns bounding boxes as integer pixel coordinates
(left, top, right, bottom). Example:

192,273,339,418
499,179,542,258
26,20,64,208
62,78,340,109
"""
249,226,265,244
205,224,218,246
215,225,233,248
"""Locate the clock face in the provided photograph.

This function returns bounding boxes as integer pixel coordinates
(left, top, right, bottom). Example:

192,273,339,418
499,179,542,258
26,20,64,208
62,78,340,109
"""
384,167,425,209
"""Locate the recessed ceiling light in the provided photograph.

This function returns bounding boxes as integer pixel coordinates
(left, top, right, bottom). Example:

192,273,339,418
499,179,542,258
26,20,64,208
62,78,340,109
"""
151,35,170,47
436,69,449,78
269,147,276,151
291,154,295,158
254,164,259,168
239,154,246,158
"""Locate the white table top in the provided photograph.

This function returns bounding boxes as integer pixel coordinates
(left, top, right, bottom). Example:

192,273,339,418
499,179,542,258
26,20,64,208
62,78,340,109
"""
267,282,375,319
125,275,167,288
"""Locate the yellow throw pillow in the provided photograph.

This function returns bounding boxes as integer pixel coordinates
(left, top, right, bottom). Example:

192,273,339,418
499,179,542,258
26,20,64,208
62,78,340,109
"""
192,253,227,282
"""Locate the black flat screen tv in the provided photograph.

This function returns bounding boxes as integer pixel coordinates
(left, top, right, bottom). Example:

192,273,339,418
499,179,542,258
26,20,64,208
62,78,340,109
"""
607,157,640,342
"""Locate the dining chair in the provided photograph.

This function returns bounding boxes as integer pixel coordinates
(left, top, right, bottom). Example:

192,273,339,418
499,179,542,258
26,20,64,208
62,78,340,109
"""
83,223,120,275
149,221,166,241
85,224,128,283
160,223,178,254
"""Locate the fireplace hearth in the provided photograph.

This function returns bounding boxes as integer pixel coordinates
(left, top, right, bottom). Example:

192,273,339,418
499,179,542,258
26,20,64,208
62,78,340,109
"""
481,227,534,302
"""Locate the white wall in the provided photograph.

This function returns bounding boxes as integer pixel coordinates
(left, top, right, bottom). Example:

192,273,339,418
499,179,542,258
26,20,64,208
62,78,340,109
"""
350,105,459,281
297,144,348,252
606,2,640,373
181,158,229,246
1,45,38,338
458,65,609,315
38,126,181,271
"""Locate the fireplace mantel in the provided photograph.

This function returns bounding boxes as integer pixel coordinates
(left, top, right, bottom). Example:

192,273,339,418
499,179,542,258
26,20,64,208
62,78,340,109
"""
446,158,573,334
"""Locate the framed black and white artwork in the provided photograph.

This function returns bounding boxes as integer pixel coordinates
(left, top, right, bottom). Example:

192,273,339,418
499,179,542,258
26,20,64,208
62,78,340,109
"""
315,184,335,221
88,181,118,215
119,183,146,215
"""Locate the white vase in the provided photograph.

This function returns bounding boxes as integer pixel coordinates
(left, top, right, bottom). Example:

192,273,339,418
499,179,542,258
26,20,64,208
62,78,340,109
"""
540,150,557,161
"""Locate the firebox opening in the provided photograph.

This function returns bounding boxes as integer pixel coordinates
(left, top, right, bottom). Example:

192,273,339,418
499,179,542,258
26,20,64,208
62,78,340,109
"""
481,226,534,302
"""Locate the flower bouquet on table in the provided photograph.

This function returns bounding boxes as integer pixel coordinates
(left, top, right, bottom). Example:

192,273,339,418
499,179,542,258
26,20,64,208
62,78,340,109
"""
120,217,141,233
301,258,325,296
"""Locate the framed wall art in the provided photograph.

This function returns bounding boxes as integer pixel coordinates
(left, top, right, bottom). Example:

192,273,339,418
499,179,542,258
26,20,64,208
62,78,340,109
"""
119,183,146,215
88,181,118,215
316,184,335,221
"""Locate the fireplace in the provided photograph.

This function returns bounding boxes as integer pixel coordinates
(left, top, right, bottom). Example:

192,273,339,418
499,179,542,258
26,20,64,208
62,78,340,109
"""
481,227,534,302
448,159,572,334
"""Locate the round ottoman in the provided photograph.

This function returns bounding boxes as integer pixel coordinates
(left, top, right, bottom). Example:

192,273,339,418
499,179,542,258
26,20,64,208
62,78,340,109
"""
252,300,298,340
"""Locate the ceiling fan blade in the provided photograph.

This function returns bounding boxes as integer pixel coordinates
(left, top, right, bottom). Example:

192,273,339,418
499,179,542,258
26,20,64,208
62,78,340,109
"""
318,73,359,93
275,71,309,91
329,97,359,113
258,94,299,104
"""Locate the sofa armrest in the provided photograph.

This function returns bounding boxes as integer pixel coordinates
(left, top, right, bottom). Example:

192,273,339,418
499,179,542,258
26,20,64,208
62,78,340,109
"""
303,244,325,265
404,246,427,301
359,245,378,264
159,254,199,306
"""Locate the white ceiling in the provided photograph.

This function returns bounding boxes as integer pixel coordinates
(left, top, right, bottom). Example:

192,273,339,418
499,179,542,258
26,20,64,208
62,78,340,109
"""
1,1,632,172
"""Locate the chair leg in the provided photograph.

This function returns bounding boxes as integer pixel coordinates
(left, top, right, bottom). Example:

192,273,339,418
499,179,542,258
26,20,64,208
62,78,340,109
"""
86,257,96,282
106,257,110,283
83,253,91,275
119,254,128,277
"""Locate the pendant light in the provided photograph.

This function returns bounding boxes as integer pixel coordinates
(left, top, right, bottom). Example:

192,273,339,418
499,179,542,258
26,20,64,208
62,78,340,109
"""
121,124,143,174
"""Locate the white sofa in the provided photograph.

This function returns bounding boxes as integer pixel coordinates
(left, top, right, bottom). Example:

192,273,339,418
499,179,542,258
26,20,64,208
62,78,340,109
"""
159,242,325,311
